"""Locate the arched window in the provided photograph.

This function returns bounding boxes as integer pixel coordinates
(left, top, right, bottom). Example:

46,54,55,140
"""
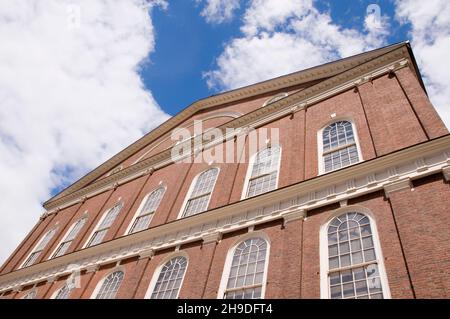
181,168,219,218
128,187,165,234
149,256,188,299
324,212,388,299
86,203,123,247
22,228,57,268
52,217,87,258
262,93,288,107
22,290,37,299
94,271,124,299
221,237,269,299
54,285,72,299
321,121,360,173
244,146,281,198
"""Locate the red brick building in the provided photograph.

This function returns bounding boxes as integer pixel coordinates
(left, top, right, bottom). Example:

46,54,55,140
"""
1,42,449,299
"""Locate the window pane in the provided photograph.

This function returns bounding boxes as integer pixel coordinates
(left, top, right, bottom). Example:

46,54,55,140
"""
322,121,359,173
326,212,384,299
140,188,165,215
151,256,187,299
88,229,108,247
223,238,268,299
96,271,124,299
130,214,152,234
182,169,218,218
246,147,280,198
54,285,72,299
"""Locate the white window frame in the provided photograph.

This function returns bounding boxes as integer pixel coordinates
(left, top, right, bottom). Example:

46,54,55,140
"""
262,92,288,107
217,232,271,299
19,227,58,269
50,284,72,299
319,205,391,299
21,289,37,299
124,186,166,235
83,202,123,249
177,167,220,219
90,267,125,299
241,146,282,200
317,119,363,175
48,216,88,259
144,252,189,299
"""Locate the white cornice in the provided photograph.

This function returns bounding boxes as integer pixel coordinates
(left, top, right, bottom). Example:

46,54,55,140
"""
44,51,411,213
1,135,449,292
44,43,409,208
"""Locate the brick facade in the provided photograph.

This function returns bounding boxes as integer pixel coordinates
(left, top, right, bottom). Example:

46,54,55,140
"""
1,43,449,299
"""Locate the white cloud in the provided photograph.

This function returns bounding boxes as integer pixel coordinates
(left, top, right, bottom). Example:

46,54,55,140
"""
203,0,390,90
395,0,450,128
197,0,240,24
0,0,169,265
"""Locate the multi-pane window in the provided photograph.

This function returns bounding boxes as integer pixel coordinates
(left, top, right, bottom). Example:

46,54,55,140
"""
54,285,72,299
150,256,187,299
22,290,37,299
95,271,124,299
22,229,57,268
87,203,123,247
246,146,281,198
182,168,219,218
327,212,384,299
129,187,165,234
52,217,87,258
322,121,359,172
222,238,268,299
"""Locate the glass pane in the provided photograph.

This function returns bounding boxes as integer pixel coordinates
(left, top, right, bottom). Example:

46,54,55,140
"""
355,280,368,296
329,257,339,269
330,285,342,299
330,273,341,285
328,232,338,245
150,256,187,299
342,283,355,298
353,267,365,280
339,242,350,254
341,270,353,283
350,239,361,252
328,245,338,256
362,237,374,249
352,252,363,264
364,249,376,262
340,254,351,267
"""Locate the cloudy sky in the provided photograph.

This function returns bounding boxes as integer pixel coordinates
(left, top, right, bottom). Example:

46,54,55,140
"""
0,0,449,264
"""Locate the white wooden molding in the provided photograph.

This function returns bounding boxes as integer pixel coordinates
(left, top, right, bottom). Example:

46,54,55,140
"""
1,136,449,293
383,178,413,198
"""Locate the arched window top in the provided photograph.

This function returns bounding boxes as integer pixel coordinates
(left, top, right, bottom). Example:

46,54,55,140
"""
22,290,37,299
181,168,219,218
52,217,87,258
149,256,188,299
244,146,281,198
323,121,355,152
262,93,288,107
54,285,72,299
86,202,123,247
128,187,166,234
324,212,388,299
95,271,124,299
320,120,360,173
221,237,269,299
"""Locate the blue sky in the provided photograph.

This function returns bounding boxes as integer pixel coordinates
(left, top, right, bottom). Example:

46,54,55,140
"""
144,0,409,116
0,0,448,264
